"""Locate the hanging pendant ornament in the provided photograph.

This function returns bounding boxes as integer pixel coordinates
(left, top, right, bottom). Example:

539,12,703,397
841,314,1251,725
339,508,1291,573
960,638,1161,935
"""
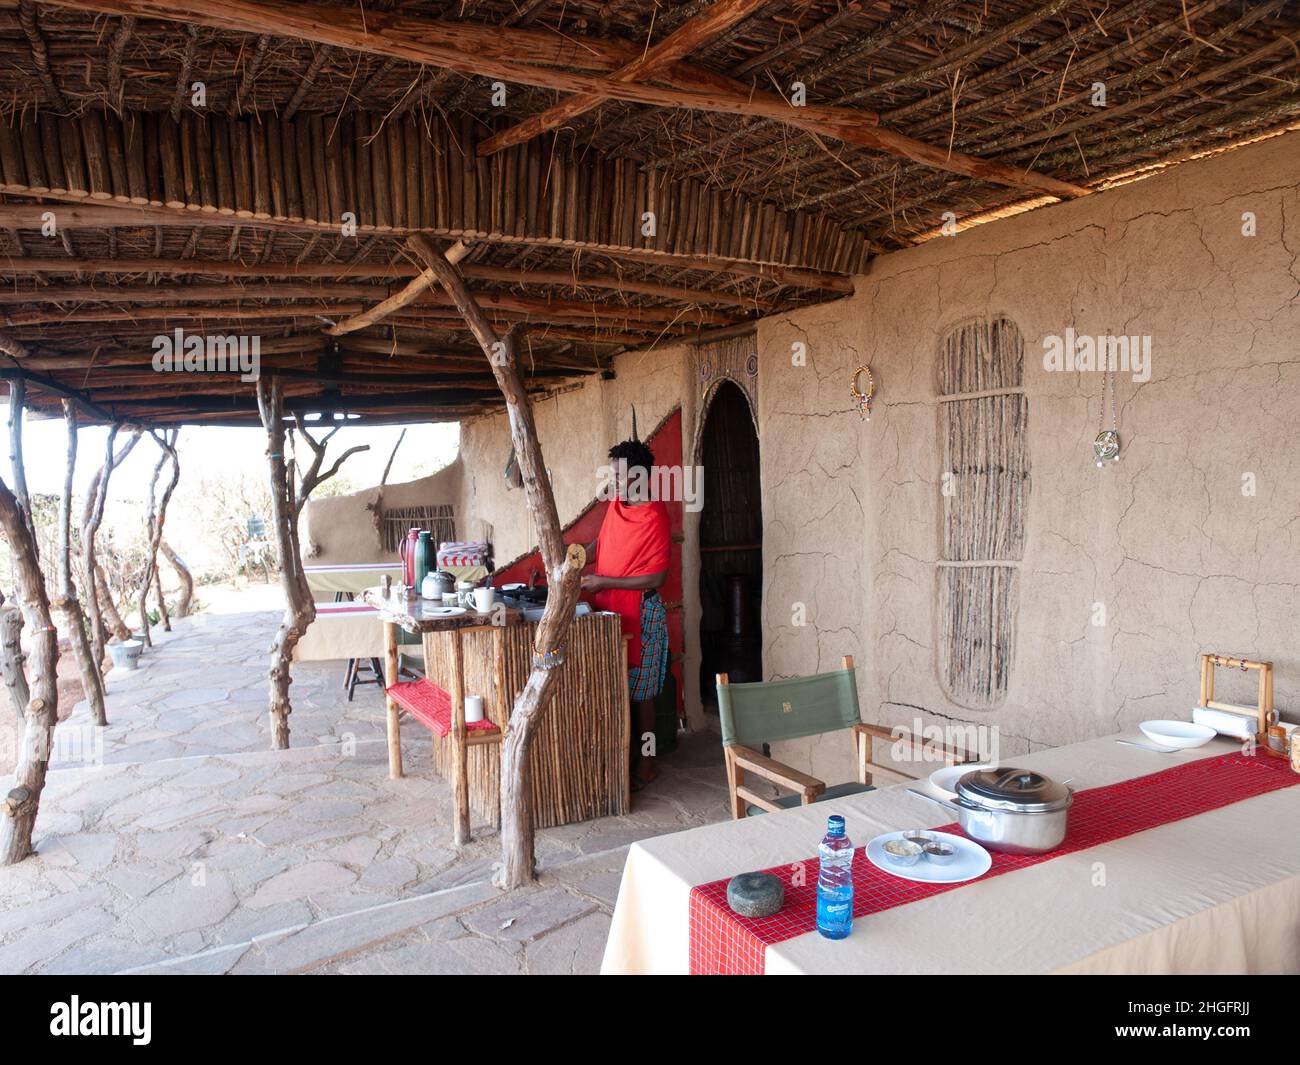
850,365,875,420
1093,368,1121,467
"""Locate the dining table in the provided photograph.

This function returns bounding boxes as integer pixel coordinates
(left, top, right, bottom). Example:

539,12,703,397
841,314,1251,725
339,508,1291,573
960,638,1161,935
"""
601,731,1300,974
304,561,491,598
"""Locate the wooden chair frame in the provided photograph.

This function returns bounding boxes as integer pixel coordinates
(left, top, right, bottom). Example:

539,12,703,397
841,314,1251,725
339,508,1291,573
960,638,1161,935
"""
720,655,974,819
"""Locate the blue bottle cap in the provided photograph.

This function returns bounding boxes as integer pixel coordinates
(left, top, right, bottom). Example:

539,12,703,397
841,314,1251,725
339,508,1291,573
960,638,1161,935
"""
826,814,845,835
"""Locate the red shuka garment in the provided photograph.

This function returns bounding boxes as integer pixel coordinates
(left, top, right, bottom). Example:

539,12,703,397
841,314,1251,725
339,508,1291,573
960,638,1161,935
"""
590,498,671,666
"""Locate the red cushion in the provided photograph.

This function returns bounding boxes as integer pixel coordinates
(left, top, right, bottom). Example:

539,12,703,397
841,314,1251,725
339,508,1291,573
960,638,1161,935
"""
386,679,498,738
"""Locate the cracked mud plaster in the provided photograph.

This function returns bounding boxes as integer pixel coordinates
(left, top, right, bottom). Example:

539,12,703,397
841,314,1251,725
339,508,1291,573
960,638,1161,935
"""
443,133,1299,782
756,132,1300,786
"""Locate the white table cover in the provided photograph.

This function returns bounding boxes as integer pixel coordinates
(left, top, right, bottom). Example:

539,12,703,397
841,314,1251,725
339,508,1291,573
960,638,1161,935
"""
601,734,1300,974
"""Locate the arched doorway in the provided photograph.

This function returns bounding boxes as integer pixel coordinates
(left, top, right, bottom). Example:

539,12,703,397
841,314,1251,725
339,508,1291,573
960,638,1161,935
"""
697,380,762,711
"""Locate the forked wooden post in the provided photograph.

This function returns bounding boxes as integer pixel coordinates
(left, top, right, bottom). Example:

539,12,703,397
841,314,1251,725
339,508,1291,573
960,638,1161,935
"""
0,385,59,865
55,402,108,727
407,234,586,890
82,424,142,674
136,429,180,649
256,377,368,750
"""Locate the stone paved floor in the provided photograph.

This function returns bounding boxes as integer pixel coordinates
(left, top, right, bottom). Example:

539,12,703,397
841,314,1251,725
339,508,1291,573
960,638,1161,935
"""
0,587,730,974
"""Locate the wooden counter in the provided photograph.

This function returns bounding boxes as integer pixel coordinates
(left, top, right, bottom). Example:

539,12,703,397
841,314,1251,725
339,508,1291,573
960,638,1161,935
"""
362,587,630,836
360,586,523,634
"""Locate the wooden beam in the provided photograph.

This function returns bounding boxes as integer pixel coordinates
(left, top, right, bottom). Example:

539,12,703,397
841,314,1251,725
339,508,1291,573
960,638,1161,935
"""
479,0,768,156
0,200,854,292
0,255,781,309
327,240,467,335
43,0,1089,199
0,283,385,305
1,303,365,326
1,291,728,327
0,368,115,422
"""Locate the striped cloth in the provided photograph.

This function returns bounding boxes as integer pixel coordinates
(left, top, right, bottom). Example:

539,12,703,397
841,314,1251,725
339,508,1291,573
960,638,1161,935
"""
627,593,669,702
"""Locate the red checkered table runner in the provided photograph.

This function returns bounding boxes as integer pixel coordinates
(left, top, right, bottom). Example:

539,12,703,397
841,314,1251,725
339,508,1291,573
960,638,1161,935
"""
688,752,1298,975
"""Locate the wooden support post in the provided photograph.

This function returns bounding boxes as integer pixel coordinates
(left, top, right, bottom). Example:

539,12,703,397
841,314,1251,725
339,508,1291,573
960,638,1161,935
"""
257,376,308,750
82,425,141,674
407,234,586,890
160,540,193,618
135,429,179,648
0,591,28,721
384,619,402,778
256,376,368,750
55,402,108,726
449,628,469,845
0,384,59,866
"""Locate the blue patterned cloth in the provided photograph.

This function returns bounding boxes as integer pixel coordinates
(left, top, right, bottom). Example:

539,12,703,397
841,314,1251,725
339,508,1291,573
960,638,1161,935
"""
627,592,669,702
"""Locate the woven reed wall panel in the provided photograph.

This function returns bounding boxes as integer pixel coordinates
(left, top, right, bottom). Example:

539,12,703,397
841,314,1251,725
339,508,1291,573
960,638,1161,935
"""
426,612,629,829
937,317,1030,710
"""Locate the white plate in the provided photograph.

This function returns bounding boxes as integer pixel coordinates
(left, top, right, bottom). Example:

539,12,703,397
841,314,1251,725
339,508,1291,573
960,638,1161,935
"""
928,763,995,800
864,830,992,884
1139,719,1216,749
421,606,467,618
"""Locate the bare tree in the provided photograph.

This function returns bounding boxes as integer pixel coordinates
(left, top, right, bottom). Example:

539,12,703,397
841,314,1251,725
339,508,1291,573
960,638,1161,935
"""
256,378,368,749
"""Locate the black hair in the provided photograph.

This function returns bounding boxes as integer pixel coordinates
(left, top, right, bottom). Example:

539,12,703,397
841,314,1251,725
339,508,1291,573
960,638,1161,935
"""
608,438,655,475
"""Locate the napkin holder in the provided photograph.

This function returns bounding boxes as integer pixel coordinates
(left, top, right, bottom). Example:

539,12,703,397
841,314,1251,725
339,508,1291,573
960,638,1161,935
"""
1198,653,1277,754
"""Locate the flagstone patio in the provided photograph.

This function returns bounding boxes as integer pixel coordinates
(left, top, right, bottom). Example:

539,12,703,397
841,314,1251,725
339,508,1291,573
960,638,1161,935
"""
0,588,730,975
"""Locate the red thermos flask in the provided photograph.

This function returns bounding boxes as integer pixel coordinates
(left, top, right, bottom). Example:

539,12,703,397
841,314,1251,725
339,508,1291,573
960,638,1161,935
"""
399,527,421,587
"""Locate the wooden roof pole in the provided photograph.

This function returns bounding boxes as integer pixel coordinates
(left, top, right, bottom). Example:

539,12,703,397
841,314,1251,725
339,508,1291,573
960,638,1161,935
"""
255,376,370,750
407,232,586,889
0,202,853,292
44,0,1089,199
479,0,768,156
0,257,778,310
54,401,108,728
82,424,142,679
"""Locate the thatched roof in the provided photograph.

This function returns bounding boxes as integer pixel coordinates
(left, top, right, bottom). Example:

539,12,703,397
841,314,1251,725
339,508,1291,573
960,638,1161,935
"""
0,0,1296,425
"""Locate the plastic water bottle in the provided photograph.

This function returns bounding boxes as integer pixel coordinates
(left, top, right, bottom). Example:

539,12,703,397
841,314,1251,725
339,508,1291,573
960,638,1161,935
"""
816,814,854,940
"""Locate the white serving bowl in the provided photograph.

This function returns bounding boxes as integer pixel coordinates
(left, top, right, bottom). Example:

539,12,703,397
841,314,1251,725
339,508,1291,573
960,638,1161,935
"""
1139,719,1216,750
927,763,995,800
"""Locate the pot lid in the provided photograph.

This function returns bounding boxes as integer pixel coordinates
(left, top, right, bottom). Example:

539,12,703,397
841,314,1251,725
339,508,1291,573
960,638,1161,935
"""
956,767,1072,812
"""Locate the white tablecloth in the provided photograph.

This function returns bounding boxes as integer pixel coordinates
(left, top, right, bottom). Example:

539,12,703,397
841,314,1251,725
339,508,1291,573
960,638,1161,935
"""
601,734,1300,974
292,603,383,662
304,563,403,596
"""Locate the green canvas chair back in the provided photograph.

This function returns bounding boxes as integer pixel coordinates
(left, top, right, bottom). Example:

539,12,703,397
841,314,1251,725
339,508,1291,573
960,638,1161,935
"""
718,667,860,748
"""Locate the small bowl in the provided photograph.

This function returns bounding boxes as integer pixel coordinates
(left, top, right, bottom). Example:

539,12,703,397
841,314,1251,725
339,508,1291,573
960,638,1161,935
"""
883,838,923,867
922,841,956,865
902,830,936,850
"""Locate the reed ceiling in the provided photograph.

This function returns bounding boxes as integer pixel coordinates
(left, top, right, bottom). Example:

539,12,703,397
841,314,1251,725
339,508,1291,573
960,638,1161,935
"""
0,0,1295,425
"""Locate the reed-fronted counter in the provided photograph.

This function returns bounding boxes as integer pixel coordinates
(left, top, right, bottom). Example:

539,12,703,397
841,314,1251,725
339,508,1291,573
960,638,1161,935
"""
362,588,631,838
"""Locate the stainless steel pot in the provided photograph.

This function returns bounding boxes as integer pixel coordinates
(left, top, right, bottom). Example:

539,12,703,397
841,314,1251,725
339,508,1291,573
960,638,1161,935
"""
913,767,1072,855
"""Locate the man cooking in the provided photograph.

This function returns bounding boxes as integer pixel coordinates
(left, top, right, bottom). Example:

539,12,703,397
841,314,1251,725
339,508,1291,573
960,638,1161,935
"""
577,436,671,792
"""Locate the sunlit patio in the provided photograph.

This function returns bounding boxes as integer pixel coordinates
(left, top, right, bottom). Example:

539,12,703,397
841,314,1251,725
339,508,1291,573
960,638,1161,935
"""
0,587,728,975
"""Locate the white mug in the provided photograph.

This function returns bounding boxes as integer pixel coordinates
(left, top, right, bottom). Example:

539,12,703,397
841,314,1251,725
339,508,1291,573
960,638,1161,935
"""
464,695,485,724
472,586,496,613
